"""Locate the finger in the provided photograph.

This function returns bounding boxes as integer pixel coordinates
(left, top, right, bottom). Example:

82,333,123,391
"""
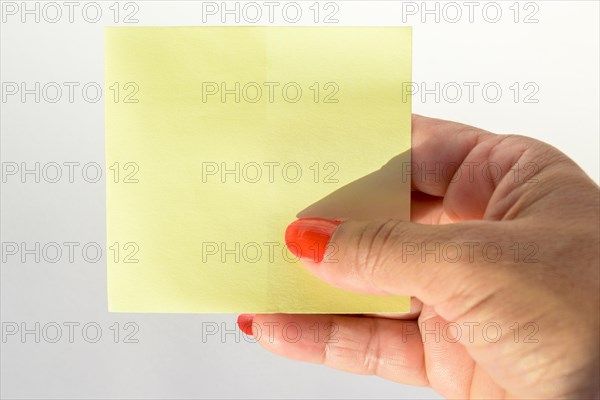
246,313,429,387
418,305,474,399
410,114,496,199
469,366,507,399
284,217,509,320
410,115,580,221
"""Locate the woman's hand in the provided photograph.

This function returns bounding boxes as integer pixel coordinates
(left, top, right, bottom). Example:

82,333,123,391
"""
238,115,599,399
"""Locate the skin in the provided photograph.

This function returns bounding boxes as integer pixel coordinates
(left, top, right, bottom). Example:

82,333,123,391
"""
241,115,599,399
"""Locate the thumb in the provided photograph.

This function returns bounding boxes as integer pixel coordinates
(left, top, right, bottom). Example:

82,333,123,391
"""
285,217,508,312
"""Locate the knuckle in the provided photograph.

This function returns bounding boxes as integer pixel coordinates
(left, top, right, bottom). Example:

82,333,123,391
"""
360,318,382,375
345,219,406,291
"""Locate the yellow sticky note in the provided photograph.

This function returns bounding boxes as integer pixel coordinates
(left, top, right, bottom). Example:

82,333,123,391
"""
105,27,412,313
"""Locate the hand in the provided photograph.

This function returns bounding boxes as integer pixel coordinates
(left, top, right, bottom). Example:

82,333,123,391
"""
237,115,600,399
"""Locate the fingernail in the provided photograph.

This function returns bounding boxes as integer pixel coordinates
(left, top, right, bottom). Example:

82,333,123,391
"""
285,218,342,263
237,314,254,336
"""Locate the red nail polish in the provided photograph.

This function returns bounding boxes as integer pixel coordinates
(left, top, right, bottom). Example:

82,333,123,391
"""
237,314,254,336
285,218,342,263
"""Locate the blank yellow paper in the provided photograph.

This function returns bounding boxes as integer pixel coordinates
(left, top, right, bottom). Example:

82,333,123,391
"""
105,27,412,313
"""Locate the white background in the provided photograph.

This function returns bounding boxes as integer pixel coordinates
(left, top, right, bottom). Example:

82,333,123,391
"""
1,1,598,399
